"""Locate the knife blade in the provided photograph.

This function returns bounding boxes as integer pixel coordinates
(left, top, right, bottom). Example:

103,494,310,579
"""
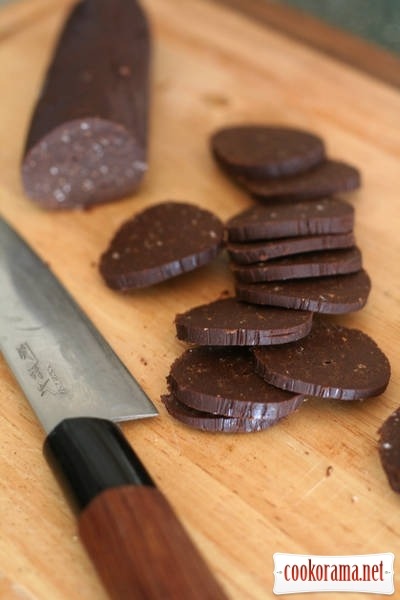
0,216,227,600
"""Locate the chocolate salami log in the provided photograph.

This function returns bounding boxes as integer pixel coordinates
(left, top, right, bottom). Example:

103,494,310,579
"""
22,0,150,209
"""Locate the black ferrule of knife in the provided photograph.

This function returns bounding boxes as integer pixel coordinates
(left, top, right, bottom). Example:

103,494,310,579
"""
44,417,155,511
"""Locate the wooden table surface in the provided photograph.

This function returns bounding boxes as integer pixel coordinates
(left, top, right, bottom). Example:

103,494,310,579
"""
0,1,399,598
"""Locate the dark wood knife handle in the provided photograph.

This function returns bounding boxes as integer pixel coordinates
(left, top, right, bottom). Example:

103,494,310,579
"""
44,418,227,600
79,485,227,600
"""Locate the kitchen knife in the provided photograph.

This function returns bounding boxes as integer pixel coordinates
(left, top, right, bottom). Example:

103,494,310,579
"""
0,216,227,600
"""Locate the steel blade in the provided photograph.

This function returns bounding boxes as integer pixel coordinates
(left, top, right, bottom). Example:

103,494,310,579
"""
0,217,158,432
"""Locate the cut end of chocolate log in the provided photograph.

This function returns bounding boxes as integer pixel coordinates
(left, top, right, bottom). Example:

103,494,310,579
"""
22,117,147,209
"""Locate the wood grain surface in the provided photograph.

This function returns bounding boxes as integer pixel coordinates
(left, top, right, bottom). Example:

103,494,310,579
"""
0,0,399,599
212,0,400,90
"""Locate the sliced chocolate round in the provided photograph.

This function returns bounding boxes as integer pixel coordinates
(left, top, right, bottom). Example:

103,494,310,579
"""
167,347,305,419
232,247,362,283
99,201,224,290
210,125,325,179
227,232,356,264
226,198,354,242
253,319,391,400
175,298,313,345
234,160,361,202
235,270,371,314
378,407,400,492
162,394,276,433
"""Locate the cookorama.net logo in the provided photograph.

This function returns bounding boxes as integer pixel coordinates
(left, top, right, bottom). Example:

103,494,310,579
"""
273,553,394,595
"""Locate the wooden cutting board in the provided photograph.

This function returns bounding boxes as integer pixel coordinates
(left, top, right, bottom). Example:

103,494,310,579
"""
0,1,399,598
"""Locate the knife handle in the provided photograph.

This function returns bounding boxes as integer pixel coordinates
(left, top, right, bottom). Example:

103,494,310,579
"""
44,417,227,600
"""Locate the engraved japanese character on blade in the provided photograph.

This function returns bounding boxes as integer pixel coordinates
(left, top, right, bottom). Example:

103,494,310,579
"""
16,341,68,398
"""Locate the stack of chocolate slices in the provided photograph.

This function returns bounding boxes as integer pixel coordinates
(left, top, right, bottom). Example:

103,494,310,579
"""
163,299,313,432
215,125,370,313
163,125,391,432
228,199,371,314
163,298,390,432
